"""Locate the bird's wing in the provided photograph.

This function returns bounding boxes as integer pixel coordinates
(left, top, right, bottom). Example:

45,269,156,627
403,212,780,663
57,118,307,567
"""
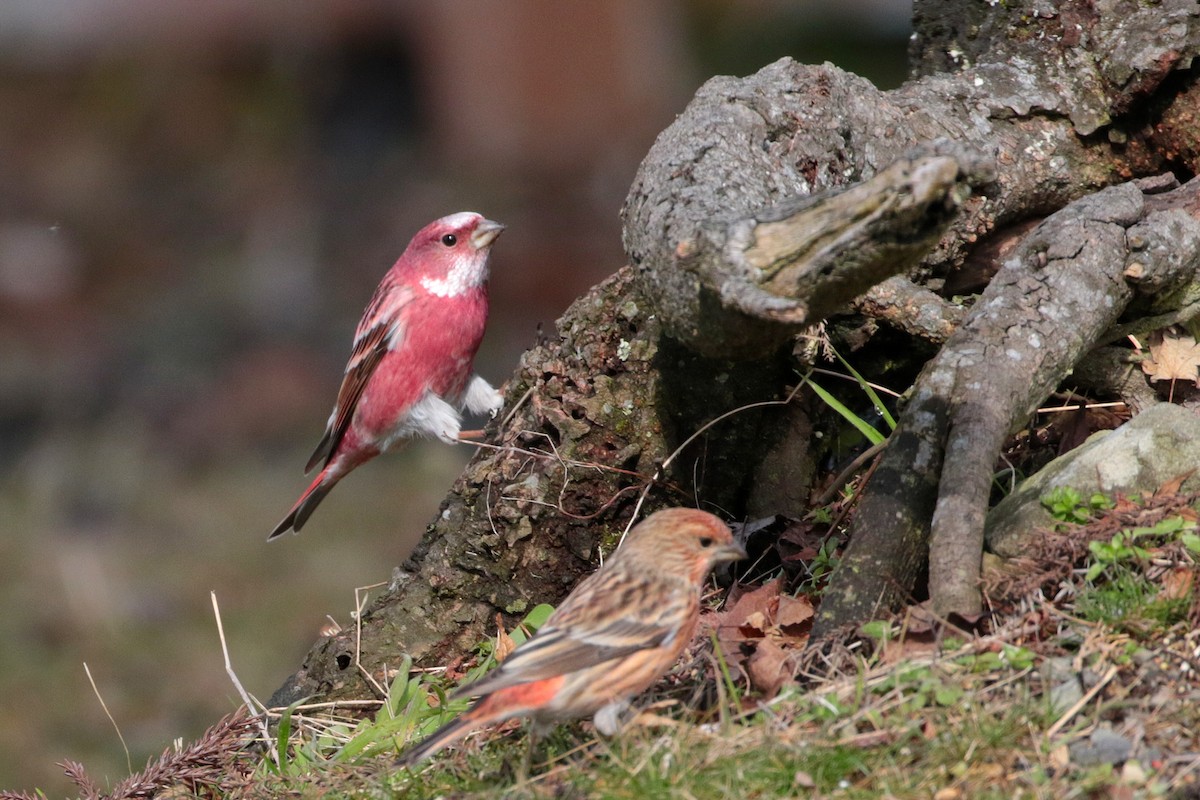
305,280,415,472
453,572,695,698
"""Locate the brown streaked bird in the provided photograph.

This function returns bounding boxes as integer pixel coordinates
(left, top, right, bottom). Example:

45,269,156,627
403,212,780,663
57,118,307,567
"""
395,507,746,768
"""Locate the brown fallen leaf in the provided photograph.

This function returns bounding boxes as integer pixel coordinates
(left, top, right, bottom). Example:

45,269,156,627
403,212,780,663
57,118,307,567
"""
1159,567,1195,602
494,613,517,663
742,610,769,633
777,593,816,629
1155,471,1196,497
746,638,793,697
717,578,816,684
723,578,784,641
1142,328,1200,385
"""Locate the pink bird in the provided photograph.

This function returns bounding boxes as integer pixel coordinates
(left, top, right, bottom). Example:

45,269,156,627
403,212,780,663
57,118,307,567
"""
269,212,505,540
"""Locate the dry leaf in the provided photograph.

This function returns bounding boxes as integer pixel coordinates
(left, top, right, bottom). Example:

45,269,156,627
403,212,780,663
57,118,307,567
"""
494,613,516,663
716,578,810,684
1159,567,1194,602
746,638,792,697
723,578,784,641
742,610,769,633
1155,471,1196,497
923,718,939,740
1141,328,1200,384
776,594,816,629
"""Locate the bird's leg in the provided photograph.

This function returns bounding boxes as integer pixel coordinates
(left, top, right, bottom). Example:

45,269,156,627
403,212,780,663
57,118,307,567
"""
516,719,553,784
456,429,486,441
398,392,463,445
516,730,535,785
592,700,630,736
460,374,504,417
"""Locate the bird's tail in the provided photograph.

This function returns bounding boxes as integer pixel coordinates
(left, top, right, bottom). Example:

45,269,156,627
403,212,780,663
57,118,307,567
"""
396,691,531,767
268,468,338,540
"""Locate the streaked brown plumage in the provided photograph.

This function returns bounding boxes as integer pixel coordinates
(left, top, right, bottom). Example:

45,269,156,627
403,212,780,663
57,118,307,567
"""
396,507,746,767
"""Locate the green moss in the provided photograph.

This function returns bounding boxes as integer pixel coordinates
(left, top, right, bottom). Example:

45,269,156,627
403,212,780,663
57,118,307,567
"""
505,598,529,615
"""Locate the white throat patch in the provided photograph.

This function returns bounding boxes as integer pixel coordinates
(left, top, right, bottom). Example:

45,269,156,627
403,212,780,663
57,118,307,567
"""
420,255,486,298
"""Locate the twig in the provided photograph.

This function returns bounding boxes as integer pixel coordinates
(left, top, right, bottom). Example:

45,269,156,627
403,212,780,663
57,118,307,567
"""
354,583,391,700
1044,664,1119,739
499,384,536,430
814,438,888,506
1036,400,1127,413
1101,300,1200,345
264,699,384,714
83,662,132,774
809,367,903,398
210,591,277,765
484,477,499,537
1168,752,1200,792
501,483,644,521
464,436,648,481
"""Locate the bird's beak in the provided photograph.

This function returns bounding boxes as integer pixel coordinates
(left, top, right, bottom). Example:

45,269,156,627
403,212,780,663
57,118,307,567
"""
713,542,748,564
471,219,506,250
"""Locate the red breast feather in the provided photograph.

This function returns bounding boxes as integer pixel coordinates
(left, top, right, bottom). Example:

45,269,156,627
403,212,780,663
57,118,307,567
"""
351,287,489,443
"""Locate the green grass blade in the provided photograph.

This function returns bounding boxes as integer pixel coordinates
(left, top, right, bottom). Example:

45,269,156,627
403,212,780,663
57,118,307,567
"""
802,374,886,445
831,349,897,431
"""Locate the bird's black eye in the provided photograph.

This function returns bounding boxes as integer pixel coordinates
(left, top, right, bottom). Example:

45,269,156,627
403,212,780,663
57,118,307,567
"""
441,233,458,247
698,537,714,548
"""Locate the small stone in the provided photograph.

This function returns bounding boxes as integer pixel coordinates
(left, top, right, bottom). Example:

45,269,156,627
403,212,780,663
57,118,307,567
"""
1041,656,1084,714
1069,727,1133,766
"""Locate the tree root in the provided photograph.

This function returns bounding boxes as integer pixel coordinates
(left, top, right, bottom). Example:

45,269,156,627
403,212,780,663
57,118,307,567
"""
814,177,1200,634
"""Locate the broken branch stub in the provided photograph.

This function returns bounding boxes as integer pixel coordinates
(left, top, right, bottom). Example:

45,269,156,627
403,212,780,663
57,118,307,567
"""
672,152,986,358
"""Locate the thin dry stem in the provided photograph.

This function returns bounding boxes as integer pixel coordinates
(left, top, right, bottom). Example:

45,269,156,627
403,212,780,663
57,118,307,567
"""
84,661,132,774
210,591,277,766
353,582,392,699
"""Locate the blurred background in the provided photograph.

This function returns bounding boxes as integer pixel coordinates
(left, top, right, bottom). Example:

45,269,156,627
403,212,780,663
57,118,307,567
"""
0,0,908,793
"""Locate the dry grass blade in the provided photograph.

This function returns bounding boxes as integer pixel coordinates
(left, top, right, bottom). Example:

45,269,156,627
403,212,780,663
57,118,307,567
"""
354,582,391,699
1044,664,1119,739
83,662,132,774
211,591,277,766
